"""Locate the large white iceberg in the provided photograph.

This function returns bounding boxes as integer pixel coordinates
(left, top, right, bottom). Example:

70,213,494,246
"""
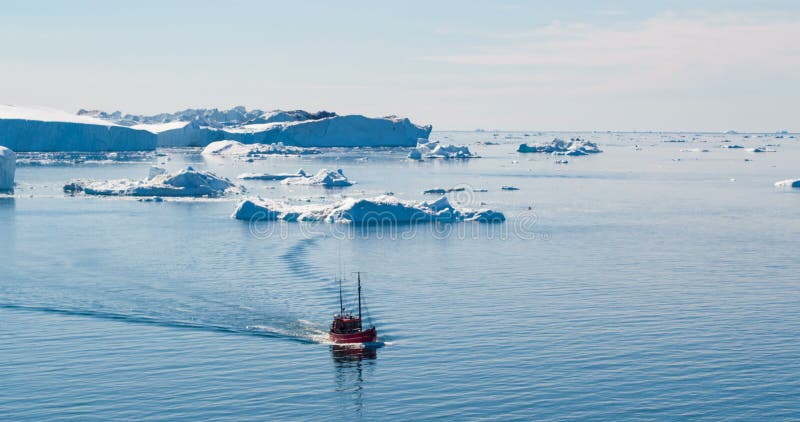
0,105,157,152
64,166,239,197
233,195,505,223
517,138,602,155
282,169,354,187
201,140,320,157
0,146,15,192
83,107,431,148
408,139,477,160
774,179,800,188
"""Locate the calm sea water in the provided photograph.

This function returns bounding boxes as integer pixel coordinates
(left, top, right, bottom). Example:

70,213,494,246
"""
1,131,799,420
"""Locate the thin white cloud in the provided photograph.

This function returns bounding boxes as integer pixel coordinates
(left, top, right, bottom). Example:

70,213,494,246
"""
421,13,800,95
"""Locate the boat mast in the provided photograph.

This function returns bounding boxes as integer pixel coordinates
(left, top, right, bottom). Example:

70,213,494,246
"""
357,272,362,322
338,277,344,315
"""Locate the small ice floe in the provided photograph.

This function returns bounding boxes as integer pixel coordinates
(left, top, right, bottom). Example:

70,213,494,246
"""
476,141,500,145
555,159,568,164
137,196,164,203
747,147,775,153
282,169,353,187
233,195,505,223
64,166,240,197
408,139,478,160
0,146,16,192
201,140,320,158
774,179,800,188
238,169,307,180
721,145,744,149
680,148,710,153
517,138,601,155
501,186,520,191
744,158,753,162
422,187,467,195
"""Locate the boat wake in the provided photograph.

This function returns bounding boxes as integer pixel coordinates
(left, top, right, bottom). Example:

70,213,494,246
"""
0,303,327,344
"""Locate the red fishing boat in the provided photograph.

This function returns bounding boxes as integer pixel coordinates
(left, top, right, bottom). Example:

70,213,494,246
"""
330,272,377,344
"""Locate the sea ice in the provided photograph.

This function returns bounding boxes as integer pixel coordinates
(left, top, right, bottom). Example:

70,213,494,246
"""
0,146,16,192
282,169,353,187
233,195,505,223
64,166,239,197
517,138,602,155
238,170,307,180
774,179,800,188
408,139,478,160
202,140,320,157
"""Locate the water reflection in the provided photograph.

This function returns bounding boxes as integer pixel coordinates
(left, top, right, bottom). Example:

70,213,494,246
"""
332,345,377,419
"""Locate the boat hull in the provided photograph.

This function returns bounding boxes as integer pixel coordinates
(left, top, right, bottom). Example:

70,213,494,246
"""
329,327,377,344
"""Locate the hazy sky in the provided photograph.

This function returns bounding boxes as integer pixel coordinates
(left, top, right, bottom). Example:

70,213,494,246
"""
2,0,798,131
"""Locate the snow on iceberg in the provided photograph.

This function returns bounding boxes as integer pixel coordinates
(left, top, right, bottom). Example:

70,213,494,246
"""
0,105,157,152
201,140,320,157
282,169,353,187
774,179,800,188
64,166,240,197
517,138,602,155
233,195,505,223
0,146,16,192
238,170,307,180
83,106,430,147
408,139,478,160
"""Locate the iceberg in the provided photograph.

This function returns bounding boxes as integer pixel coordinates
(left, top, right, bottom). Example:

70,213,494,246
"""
517,138,602,155
201,140,320,157
0,105,157,152
0,146,15,192
64,166,239,197
408,139,478,160
423,187,467,195
774,179,800,188
83,106,431,147
233,195,505,223
282,169,353,187
238,170,307,180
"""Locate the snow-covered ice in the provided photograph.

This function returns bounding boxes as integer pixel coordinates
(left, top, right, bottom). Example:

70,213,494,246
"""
0,146,16,192
282,169,354,187
0,105,157,152
201,140,320,157
408,139,478,160
238,170,307,180
83,106,431,147
233,195,505,223
64,166,239,197
517,138,602,155
774,179,800,188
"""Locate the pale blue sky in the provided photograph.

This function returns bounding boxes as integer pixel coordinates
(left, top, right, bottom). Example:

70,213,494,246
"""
2,0,798,131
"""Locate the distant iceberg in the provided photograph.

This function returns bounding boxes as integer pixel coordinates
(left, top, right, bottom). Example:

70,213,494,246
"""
517,138,602,155
64,166,239,197
202,140,320,157
408,139,478,160
0,146,15,192
282,169,354,187
233,195,505,223
84,107,431,148
0,105,157,152
238,170,307,180
774,179,800,188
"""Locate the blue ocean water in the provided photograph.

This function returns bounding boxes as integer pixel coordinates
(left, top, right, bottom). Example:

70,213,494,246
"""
1,132,799,420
